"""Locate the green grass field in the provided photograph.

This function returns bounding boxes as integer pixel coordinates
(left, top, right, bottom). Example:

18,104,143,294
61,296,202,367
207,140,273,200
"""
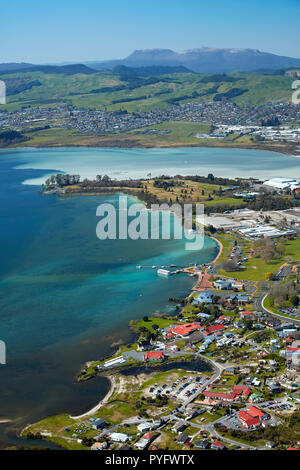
134,316,178,334
219,237,300,282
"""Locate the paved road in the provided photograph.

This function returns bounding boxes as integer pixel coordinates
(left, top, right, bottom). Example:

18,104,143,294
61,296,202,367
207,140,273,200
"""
172,413,255,449
181,354,224,408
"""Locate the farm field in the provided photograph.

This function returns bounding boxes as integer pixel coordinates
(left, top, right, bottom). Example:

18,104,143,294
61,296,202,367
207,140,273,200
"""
0,69,295,112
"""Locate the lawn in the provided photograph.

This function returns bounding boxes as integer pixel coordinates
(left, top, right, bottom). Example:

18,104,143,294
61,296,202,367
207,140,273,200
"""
219,237,300,282
93,401,137,423
141,177,246,210
214,234,235,264
134,316,178,334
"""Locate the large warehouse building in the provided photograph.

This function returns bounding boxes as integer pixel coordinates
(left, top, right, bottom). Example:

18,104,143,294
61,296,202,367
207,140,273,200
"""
263,178,300,190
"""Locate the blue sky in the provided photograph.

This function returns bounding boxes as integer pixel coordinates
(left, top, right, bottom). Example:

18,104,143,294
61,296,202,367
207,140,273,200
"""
1,0,299,63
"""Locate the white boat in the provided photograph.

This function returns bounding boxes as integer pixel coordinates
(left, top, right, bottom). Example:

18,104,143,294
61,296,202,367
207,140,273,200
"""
157,268,172,276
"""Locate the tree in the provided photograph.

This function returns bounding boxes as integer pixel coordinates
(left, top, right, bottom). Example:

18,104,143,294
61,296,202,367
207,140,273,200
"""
82,437,95,447
243,319,253,331
221,260,239,272
207,224,216,234
265,272,275,281
290,295,299,307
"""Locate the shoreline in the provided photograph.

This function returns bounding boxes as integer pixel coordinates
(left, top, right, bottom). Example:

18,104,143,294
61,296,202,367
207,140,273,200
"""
70,354,217,423
209,236,223,264
69,375,116,420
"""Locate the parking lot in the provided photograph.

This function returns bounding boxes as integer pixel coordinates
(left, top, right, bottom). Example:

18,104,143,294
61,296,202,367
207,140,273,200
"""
147,374,210,402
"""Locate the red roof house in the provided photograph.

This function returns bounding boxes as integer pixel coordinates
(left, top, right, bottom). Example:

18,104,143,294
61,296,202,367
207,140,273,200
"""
143,433,154,441
204,324,225,335
218,315,231,323
232,385,251,397
203,391,237,402
211,440,225,450
169,323,203,337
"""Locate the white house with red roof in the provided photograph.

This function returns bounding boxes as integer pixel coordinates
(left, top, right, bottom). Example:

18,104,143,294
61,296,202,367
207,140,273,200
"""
211,440,225,450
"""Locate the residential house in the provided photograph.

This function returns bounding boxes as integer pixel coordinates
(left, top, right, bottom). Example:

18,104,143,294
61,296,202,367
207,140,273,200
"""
197,312,211,320
194,439,210,449
88,418,106,430
173,422,188,433
268,383,283,393
211,440,225,450
232,281,245,290
194,292,213,304
249,392,263,403
203,391,237,402
224,366,238,375
203,324,225,336
232,385,251,399
135,432,155,450
109,432,129,443
91,442,108,450
177,433,190,445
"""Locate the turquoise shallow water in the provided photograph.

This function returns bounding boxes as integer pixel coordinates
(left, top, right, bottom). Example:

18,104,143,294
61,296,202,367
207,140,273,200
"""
1,145,299,446
6,146,300,185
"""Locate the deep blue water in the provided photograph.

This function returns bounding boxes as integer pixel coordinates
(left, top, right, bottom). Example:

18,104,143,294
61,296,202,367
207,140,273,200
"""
0,150,218,446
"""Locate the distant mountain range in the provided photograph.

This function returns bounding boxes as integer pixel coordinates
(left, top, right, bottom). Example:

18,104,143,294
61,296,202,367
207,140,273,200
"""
89,48,300,74
1,48,300,76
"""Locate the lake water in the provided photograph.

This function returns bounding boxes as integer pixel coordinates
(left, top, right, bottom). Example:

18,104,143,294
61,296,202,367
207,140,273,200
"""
0,147,220,447
0,145,299,447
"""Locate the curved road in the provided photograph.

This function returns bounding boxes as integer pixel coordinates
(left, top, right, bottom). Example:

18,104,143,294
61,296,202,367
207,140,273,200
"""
261,293,300,326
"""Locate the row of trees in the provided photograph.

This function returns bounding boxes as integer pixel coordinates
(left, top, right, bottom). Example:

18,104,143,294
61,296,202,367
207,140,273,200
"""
44,174,80,186
44,173,144,189
248,194,297,211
